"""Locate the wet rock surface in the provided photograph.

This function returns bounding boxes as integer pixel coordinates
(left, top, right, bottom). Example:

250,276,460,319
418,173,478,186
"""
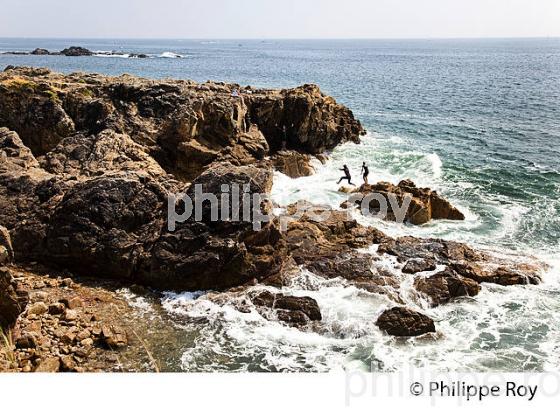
342,179,465,225
376,307,436,337
414,268,481,307
250,290,322,325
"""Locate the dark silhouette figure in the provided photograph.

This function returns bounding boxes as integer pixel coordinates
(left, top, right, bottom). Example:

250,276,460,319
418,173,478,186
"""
361,162,370,184
337,164,355,186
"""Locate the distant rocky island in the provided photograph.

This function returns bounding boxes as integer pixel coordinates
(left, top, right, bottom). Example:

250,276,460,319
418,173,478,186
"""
0,66,545,372
1,46,174,59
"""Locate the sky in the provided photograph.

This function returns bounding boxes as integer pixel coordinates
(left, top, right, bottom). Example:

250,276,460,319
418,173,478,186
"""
1,0,559,39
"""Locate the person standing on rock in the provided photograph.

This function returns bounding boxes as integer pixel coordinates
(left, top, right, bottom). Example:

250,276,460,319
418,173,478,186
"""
337,164,355,186
361,162,370,184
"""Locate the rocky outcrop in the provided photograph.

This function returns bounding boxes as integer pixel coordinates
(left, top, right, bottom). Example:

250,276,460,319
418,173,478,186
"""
377,235,542,286
376,307,436,337
31,48,50,56
343,179,464,225
0,67,366,293
60,47,93,57
0,67,363,176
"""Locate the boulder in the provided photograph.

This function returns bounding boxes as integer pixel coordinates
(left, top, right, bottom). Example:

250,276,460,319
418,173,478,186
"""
414,268,481,306
250,290,322,324
376,307,436,337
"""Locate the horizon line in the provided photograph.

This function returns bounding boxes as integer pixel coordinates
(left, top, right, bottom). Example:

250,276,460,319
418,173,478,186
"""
1,35,559,41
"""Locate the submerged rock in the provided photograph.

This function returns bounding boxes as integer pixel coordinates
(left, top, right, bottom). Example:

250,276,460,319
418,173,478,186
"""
376,307,436,337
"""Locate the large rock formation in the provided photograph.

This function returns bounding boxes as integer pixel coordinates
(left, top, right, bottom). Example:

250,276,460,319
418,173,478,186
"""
0,67,546,336
0,67,365,293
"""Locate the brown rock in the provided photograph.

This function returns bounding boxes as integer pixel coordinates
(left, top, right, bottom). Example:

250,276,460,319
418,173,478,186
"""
60,355,77,372
15,333,37,349
376,307,436,337
402,258,437,274
34,357,60,372
347,180,464,225
101,325,128,348
1,266,27,329
64,309,78,321
250,290,322,324
27,302,48,316
414,268,481,306
271,151,315,178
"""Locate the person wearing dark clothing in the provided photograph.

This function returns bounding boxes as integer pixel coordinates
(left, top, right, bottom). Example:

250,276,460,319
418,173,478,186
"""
337,164,355,186
361,162,370,184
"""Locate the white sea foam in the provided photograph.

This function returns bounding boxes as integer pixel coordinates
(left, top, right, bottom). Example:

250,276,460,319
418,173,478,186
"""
159,51,184,58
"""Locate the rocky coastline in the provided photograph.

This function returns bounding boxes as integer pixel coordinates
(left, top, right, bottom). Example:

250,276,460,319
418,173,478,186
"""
2,46,157,59
0,66,545,372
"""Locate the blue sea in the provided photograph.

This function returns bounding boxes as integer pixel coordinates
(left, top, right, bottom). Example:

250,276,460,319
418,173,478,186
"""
1,38,559,371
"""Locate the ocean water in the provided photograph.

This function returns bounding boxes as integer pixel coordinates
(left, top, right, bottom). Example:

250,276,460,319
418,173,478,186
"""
1,38,559,371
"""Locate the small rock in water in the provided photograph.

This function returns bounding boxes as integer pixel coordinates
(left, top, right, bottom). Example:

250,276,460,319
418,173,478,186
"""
376,306,435,337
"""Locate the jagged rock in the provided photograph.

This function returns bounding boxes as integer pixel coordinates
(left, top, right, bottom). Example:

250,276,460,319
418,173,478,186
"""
248,83,365,153
0,78,75,155
45,176,167,279
217,125,269,166
376,307,436,337
451,262,541,286
142,163,285,291
378,236,481,264
414,268,481,306
60,47,93,56
378,235,542,287
271,150,315,178
402,258,437,274
345,180,464,225
250,290,321,324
